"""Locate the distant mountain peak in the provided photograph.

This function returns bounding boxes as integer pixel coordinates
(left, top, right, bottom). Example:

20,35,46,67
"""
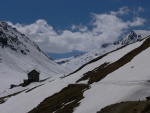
121,30,150,45
120,30,140,45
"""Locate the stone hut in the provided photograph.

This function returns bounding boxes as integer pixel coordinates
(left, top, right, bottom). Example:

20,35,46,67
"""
24,70,40,84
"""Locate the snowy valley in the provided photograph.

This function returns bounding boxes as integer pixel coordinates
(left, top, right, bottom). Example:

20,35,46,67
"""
0,21,150,113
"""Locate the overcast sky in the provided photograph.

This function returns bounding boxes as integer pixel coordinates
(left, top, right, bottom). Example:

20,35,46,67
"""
1,0,149,54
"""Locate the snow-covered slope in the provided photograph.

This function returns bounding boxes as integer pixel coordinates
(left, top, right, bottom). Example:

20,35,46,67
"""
56,30,150,71
55,44,120,71
74,38,150,113
0,21,69,91
0,33,150,113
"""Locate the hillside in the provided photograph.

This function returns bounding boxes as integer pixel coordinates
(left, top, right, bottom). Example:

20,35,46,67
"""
0,29,150,113
56,30,150,72
0,21,69,91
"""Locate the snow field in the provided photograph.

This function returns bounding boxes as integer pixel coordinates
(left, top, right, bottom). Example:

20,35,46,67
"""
73,47,150,113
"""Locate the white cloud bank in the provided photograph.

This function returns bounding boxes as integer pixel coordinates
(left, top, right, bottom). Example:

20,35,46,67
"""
7,7,145,53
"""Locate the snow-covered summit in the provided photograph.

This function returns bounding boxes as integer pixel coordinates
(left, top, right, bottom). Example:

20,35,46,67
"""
0,21,69,90
120,30,150,45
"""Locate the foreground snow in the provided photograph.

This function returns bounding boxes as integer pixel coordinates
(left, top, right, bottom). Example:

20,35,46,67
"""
0,79,69,113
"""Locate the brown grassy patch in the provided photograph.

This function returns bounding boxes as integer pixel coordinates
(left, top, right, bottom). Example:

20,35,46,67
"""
76,62,109,83
97,101,150,113
28,84,89,113
77,37,150,84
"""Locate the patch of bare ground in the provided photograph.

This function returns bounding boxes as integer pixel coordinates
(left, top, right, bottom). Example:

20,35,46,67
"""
28,84,89,113
25,84,45,93
0,89,26,104
77,37,150,84
97,100,150,113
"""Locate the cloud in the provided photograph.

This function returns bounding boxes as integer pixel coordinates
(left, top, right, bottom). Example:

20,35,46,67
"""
110,6,145,16
7,7,145,53
137,7,145,13
71,24,88,32
91,13,128,41
133,7,145,16
128,17,145,27
110,6,130,15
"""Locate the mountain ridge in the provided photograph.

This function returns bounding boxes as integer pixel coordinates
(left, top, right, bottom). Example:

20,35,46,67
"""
55,30,150,72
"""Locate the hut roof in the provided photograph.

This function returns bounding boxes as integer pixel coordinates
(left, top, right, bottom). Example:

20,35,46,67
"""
28,69,40,75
